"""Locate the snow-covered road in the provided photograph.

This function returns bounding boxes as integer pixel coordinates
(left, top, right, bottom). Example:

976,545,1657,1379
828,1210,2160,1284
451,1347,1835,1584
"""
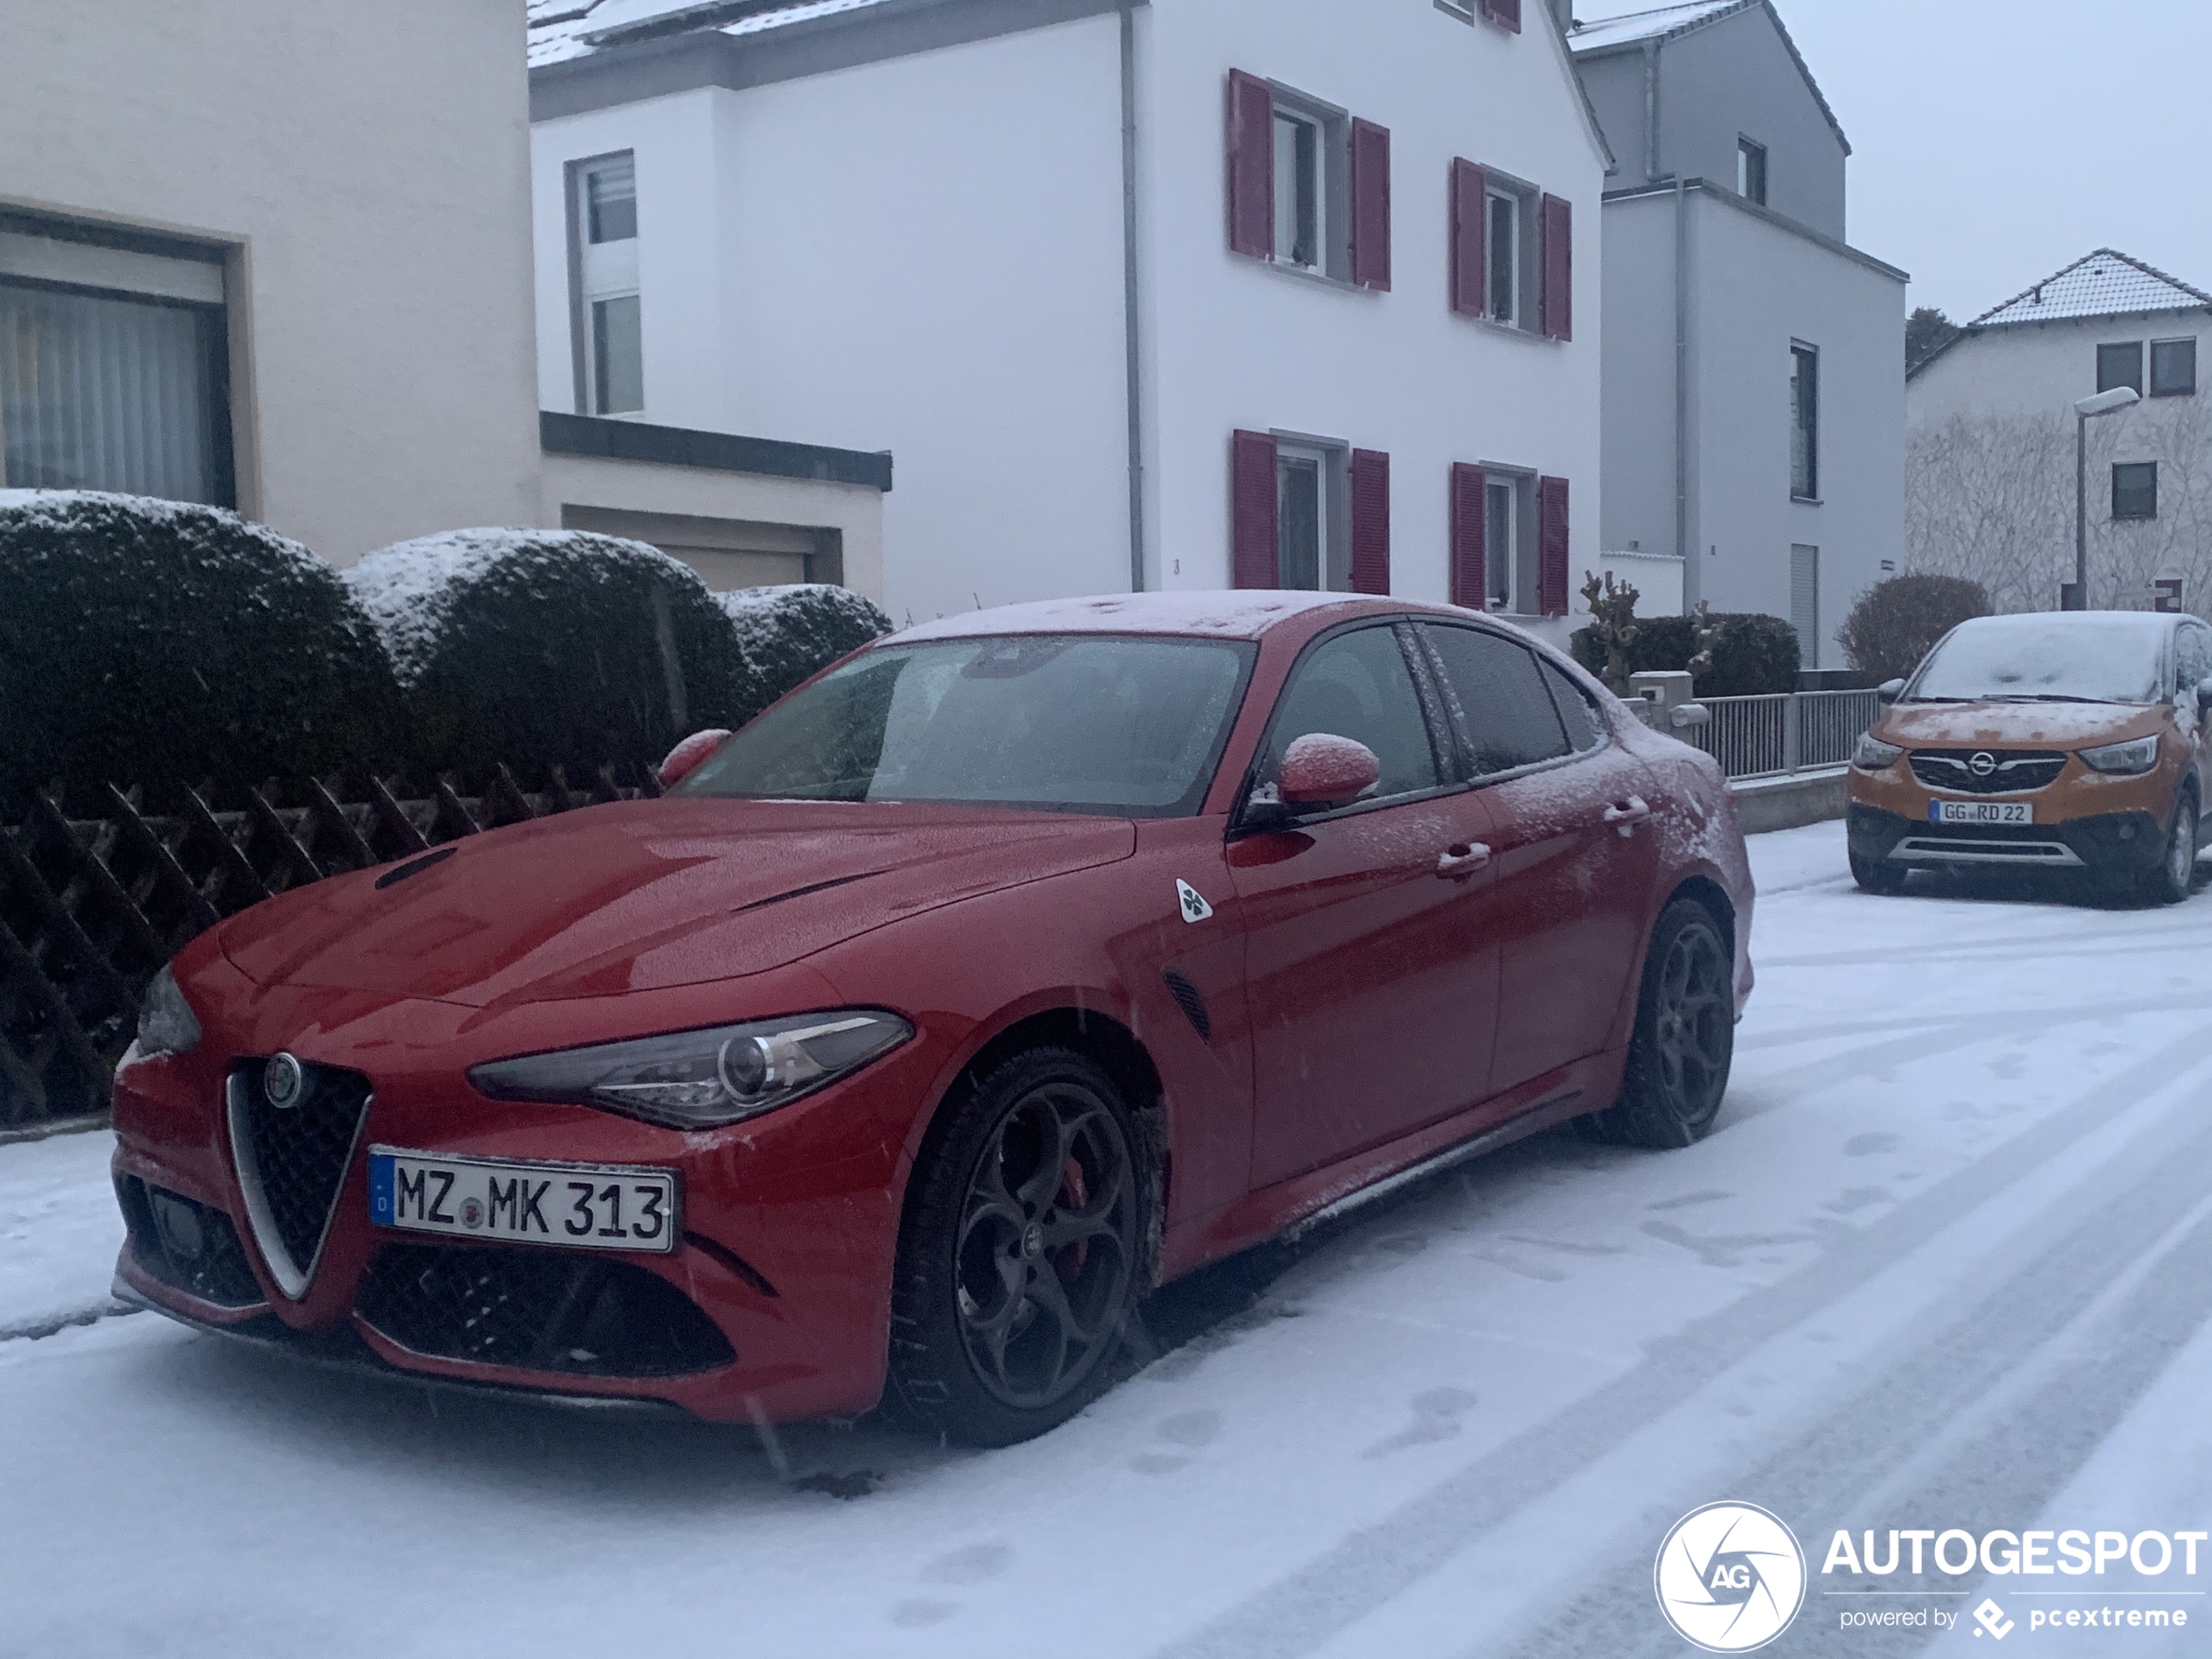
5,820,2210,1659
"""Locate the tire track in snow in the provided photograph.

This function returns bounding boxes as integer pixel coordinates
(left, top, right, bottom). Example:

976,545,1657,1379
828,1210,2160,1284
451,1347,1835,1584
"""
1150,1017,2212,1659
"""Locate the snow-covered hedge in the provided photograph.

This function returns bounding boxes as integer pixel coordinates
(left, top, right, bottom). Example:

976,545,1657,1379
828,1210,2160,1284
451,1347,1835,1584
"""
716,583,894,707
1570,610,1802,697
347,529,765,778
0,491,404,811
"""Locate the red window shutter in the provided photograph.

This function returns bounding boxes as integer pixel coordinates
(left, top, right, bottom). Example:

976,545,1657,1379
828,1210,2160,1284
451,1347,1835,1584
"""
1227,71,1275,260
1541,193,1573,341
1231,430,1279,588
1351,449,1391,594
1537,475,1570,617
1450,159,1487,318
1351,120,1393,292
1450,463,1487,609
1480,0,1523,32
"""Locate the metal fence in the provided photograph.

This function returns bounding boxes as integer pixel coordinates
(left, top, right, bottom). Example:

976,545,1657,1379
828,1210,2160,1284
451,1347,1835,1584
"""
1685,688,1883,781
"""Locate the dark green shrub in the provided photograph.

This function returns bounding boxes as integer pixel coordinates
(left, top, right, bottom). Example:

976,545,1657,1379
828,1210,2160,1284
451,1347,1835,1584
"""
0,490,403,811
1571,610,1801,696
716,584,894,713
1838,574,1992,682
349,529,766,779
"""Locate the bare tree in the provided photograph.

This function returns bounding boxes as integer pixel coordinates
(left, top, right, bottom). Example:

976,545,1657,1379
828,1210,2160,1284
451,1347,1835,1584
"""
1907,401,2212,616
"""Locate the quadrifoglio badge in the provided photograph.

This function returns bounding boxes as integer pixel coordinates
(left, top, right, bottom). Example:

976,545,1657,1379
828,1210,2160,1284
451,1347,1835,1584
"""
1655,1502,1808,1652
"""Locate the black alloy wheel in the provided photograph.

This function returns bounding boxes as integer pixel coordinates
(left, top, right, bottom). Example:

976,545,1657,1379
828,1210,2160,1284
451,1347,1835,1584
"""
1590,899,1736,1150
2141,791,2200,906
888,1048,1145,1446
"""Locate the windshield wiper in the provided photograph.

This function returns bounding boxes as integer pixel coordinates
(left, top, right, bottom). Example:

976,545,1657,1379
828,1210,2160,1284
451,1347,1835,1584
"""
1980,693,2119,705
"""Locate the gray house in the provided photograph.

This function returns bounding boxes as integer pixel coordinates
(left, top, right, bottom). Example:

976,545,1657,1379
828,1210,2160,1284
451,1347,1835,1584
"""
1569,0,1906,671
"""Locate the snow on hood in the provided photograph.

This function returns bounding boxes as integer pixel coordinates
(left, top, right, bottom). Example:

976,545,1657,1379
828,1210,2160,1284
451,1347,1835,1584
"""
1878,701,2165,747
214,799,1135,1007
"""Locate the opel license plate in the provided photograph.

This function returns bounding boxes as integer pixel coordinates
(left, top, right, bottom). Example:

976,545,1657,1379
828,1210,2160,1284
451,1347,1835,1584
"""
368,1146,680,1253
1930,799,2031,826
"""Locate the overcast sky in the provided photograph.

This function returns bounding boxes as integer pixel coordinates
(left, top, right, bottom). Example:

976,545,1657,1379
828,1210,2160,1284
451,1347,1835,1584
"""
1581,0,2212,320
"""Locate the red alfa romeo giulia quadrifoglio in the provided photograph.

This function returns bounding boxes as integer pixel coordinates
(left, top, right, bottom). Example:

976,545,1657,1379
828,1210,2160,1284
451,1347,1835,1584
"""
111,592,1752,1445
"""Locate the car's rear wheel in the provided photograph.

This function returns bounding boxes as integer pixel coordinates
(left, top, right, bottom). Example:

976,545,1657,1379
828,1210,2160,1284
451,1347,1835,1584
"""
2139,791,2199,906
1589,899,1735,1150
1850,851,1908,894
887,1047,1144,1447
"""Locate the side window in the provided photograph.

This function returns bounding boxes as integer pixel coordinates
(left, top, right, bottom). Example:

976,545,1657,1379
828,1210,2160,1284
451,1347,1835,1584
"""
1538,658,1606,753
1264,626,1440,801
1421,624,1570,778
2177,624,2211,695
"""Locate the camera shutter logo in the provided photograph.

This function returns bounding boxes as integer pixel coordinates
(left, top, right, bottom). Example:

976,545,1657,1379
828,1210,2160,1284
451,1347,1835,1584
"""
1654,1501,1807,1653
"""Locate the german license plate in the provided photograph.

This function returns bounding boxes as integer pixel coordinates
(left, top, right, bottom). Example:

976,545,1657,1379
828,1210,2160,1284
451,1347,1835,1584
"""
1930,799,2032,826
368,1146,680,1254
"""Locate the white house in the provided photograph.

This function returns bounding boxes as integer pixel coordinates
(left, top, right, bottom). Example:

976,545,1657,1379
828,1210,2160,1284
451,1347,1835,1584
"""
527,0,1610,631
1569,0,1906,672
1906,250,2212,617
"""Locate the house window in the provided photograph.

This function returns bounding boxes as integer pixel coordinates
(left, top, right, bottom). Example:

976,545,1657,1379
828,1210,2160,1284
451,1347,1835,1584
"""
1273,110,1323,270
1791,544,1820,670
0,217,233,504
572,152,643,415
1276,442,1347,589
2151,338,2197,398
2113,462,2159,521
2097,341,2144,395
1485,476,1517,610
1791,343,1819,501
1737,138,1769,206
1487,191,1520,324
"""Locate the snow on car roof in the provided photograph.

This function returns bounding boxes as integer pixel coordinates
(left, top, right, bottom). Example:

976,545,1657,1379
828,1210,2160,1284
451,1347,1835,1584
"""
887,591,1399,644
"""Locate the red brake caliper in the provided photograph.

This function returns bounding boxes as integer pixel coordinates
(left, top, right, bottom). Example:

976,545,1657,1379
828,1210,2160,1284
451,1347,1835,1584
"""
1057,1157,1089,1278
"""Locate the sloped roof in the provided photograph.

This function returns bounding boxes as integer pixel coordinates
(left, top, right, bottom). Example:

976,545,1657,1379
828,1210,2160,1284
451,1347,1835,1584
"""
529,0,895,70
1971,248,2212,328
1567,0,1848,156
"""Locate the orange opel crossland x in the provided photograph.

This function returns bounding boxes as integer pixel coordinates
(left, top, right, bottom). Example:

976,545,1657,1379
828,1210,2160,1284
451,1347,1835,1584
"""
1847,610,2212,902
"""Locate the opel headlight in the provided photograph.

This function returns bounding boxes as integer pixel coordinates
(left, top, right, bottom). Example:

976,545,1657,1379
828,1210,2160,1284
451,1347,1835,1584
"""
2079,734,2160,776
136,964,202,1058
469,1010,914,1130
1853,733,1905,771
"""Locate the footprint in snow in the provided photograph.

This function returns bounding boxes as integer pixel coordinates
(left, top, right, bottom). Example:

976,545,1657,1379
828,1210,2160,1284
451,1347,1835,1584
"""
1844,1132,1902,1157
1824,1186,1893,1216
889,1600,958,1628
1362,1387,1480,1459
1646,1190,1733,1211
924,1542,1013,1587
1128,1407,1223,1474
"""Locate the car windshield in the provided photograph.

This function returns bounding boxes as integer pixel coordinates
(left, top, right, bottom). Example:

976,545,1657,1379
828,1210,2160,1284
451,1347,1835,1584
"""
1907,615,2168,704
675,633,1255,816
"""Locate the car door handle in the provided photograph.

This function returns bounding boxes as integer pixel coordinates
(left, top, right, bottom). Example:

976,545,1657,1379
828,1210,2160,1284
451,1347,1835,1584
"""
1436,842,1492,879
1603,796,1652,834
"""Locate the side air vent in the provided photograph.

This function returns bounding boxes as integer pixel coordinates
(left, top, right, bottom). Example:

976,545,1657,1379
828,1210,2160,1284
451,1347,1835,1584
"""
1163,968,1211,1043
375,846,457,890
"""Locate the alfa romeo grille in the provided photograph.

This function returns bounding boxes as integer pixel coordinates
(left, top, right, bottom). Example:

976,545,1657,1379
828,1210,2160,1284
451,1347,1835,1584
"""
356,1244,735,1379
227,1059,373,1298
1907,749,2068,795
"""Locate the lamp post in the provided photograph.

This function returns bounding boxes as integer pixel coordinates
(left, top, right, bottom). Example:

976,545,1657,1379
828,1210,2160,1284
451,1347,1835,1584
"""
2068,386,2141,610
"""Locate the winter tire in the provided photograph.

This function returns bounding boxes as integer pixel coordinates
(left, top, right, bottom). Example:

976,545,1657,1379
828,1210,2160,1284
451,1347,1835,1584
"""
1588,899,1736,1150
2140,791,2199,907
1849,852,1907,894
887,1047,1146,1447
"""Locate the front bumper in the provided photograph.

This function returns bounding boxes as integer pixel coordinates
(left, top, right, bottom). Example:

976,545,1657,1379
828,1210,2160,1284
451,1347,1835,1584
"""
1847,802,2167,873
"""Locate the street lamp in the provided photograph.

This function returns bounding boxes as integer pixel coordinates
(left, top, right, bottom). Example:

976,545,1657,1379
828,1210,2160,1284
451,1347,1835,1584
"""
2067,385,2141,610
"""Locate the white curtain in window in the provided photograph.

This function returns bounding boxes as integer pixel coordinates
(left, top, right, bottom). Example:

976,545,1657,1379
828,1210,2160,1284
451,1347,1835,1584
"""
0,281,223,504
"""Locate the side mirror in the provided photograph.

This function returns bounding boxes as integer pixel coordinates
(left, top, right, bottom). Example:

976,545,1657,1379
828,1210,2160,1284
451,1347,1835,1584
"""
1669,702,1710,730
1278,732,1383,808
1878,678,1907,705
2196,675,2212,713
657,728,732,789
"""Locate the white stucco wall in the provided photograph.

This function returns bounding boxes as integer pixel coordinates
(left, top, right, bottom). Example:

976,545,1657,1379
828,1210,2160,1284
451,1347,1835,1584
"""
532,17,1130,624
1907,308,2212,426
1141,0,1607,607
3,0,543,564
1599,186,1902,668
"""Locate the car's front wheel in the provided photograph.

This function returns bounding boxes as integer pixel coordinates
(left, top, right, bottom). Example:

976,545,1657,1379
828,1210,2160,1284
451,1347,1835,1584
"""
2139,791,2200,906
1850,851,1908,894
1589,898,1736,1149
887,1047,1145,1447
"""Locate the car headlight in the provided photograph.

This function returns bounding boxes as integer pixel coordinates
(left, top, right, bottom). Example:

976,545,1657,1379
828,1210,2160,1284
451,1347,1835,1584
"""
136,964,202,1058
1853,733,1905,771
468,1010,914,1130
2079,734,2160,776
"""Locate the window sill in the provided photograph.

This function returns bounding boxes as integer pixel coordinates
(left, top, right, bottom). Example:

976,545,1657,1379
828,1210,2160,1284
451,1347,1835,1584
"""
2150,388,2196,399
1791,494,1822,506
1251,256,1376,298
1460,313,1555,345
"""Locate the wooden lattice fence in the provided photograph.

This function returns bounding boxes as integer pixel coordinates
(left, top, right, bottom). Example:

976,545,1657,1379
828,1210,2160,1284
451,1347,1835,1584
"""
0,765,663,1129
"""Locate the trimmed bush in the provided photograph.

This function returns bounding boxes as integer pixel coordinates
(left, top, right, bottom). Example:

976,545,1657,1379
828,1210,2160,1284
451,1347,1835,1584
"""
1838,574,1992,682
348,529,766,779
0,490,404,811
1571,610,1802,697
716,584,894,707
